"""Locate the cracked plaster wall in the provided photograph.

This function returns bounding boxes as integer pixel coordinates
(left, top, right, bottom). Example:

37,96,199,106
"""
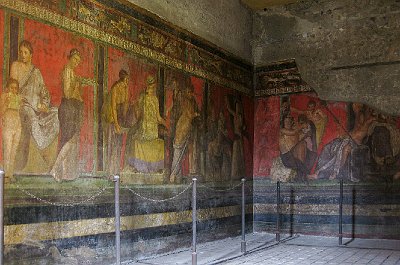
127,0,253,62
252,0,400,115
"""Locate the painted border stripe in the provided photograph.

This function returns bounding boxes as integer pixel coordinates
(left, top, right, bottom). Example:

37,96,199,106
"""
5,205,252,245
254,203,400,216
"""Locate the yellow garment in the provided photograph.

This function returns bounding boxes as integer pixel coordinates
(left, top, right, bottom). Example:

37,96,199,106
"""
101,91,113,124
132,138,164,162
137,92,159,140
101,80,127,124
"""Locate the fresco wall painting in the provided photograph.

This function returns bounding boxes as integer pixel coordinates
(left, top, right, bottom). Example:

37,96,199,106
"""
0,3,254,185
254,92,400,183
0,1,254,263
206,84,253,183
253,61,400,240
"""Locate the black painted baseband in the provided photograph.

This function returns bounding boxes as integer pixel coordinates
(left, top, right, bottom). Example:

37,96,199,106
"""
254,213,400,226
254,213,400,239
5,215,253,263
5,189,252,225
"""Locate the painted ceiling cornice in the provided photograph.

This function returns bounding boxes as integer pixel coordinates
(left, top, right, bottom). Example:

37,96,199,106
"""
241,0,301,10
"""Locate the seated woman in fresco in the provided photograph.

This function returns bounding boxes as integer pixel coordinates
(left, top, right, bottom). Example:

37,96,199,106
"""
10,40,60,174
315,103,376,182
126,75,166,173
279,115,317,181
51,49,96,181
0,78,22,183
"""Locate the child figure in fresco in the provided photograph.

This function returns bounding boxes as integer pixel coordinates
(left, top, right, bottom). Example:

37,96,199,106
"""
0,78,22,183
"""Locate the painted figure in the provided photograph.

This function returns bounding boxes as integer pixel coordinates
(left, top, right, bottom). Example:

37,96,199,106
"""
101,69,129,175
292,99,327,147
0,79,22,183
226,96,246,180
11,40,59,173
367,114,400,174
51,49,95,181
126,75,166,173
207,111,232,181
279,115,317,181
169,79,200,183
316,103,376,181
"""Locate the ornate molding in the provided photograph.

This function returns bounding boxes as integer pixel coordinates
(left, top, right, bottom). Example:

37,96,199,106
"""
255,59,313,97
0,0,252,94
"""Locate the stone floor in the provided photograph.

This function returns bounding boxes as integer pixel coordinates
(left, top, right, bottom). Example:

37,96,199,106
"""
125,233,400,265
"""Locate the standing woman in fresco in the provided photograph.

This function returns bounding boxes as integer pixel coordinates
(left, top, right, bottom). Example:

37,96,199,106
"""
0,79,22,183
169,79,200,183
51,49,95,181
10,40,60,173
101,69,129,175
226,96,246,181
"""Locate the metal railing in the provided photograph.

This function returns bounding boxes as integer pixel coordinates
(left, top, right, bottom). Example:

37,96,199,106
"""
1,172,250,265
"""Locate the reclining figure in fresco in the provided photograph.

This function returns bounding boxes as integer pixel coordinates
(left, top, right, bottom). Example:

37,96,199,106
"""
315,103,390,182
11,40,60,174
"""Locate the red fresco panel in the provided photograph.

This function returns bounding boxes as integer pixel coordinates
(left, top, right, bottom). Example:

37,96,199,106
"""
253,96,280,177
24,19,95,172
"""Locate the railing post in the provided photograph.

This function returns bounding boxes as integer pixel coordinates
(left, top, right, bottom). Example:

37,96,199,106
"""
113,175,121,265
192,178,197,265
0,170,4,265
276,181,280,242
241,178,246,253
339,179,343,245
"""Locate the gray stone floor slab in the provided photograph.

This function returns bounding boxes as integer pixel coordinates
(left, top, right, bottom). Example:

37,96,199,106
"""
124,233,400,265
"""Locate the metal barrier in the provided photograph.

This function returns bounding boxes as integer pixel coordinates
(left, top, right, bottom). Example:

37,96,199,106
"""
274,181,345,246
192,177,197,265
276,181,281,242
114,175,121,265
241,178,246,253
5,172,248,264
339,179,343,245
0,170,4,265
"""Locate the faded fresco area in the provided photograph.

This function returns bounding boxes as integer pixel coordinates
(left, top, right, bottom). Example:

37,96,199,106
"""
254,93,400,183
206,84,253,183
0,15,253,189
